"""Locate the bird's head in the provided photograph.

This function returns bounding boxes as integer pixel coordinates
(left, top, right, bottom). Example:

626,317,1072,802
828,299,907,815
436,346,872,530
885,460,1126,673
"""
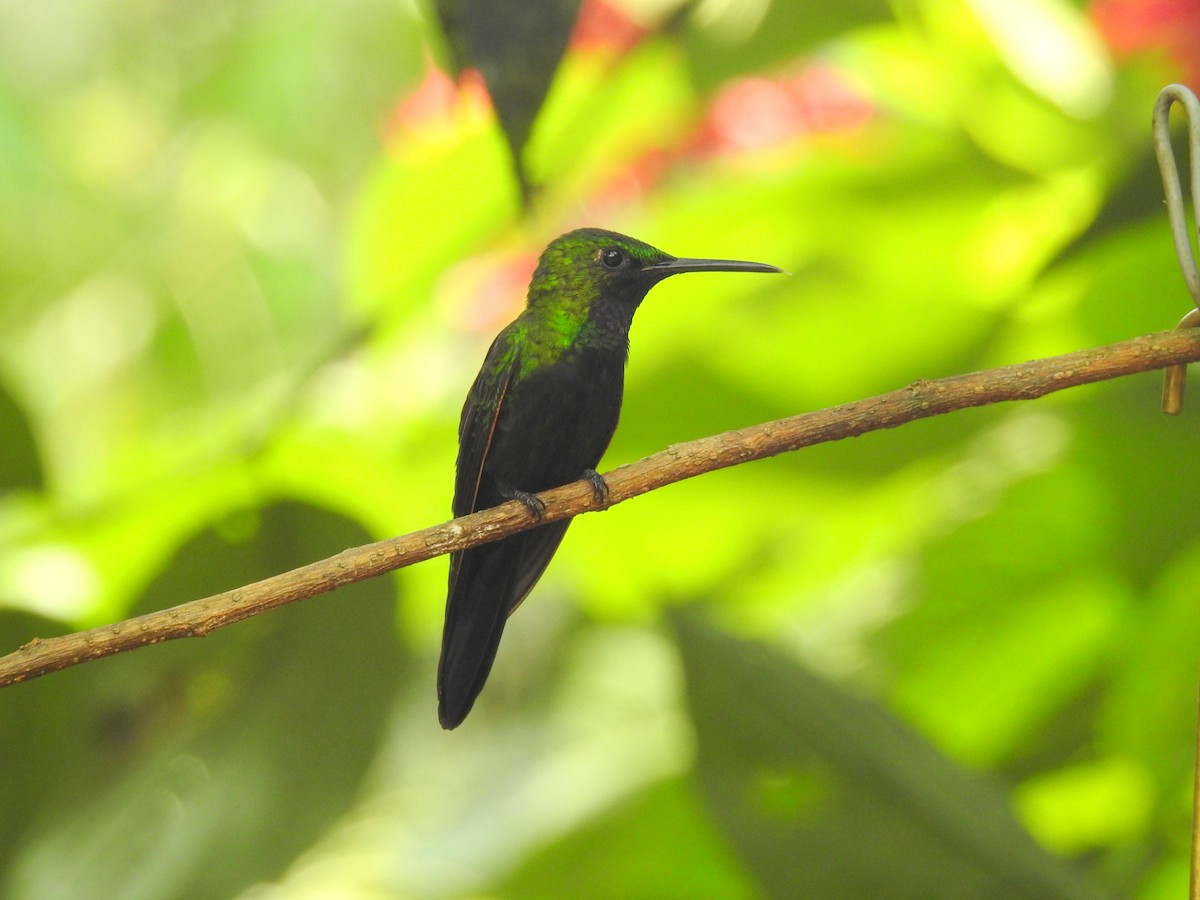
526,228,781,326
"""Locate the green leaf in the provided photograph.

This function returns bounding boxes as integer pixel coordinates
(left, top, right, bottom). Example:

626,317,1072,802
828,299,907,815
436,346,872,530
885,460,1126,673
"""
2,502,406,900
501,776,756,899
877,464,1124,766
681,0,894,93
344,125,516,324
673,612,1109,900
0,381,42,492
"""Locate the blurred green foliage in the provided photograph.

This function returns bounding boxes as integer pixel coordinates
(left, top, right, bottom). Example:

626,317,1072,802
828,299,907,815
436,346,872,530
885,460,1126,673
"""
0,0,1196,897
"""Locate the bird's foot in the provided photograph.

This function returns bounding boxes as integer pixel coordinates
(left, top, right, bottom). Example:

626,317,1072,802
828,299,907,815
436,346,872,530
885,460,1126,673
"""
499,483,546,519
581,469,609,504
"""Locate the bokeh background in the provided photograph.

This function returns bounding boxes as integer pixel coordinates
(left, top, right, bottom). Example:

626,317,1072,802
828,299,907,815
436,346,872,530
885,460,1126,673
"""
1,0,1199,896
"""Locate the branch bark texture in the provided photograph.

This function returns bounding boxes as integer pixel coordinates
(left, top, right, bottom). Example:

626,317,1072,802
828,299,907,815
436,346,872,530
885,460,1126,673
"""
3,328,1198,688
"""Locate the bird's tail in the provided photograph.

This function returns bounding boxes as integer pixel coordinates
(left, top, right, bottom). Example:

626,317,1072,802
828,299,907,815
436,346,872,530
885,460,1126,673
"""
437,523,571,728
437,546,517,729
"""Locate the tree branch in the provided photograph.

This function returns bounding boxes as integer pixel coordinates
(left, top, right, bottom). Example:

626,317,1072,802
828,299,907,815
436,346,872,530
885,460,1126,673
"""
3,328,1199,688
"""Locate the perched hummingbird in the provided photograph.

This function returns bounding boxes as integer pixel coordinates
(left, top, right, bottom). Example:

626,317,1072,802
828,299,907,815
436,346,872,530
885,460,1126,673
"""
438,228,781,728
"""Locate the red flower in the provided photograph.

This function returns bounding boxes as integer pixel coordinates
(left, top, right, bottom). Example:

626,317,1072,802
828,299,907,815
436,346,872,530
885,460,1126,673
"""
1092,0,1200,82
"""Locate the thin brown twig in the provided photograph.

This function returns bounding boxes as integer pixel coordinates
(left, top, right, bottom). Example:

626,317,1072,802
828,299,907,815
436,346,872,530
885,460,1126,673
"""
2,328,1199,689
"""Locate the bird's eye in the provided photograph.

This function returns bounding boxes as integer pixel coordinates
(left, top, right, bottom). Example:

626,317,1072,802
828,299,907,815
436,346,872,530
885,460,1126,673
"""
600,247,625,269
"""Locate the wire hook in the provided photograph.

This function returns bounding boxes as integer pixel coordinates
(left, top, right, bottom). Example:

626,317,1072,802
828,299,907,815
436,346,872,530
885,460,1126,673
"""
1153,84,1200,414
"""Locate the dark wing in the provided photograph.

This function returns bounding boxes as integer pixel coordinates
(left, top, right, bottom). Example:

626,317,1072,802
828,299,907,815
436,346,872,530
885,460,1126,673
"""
452,332,516,519
506,521,570,612
449,332,578,613
438,521,570,728
440,332,526,728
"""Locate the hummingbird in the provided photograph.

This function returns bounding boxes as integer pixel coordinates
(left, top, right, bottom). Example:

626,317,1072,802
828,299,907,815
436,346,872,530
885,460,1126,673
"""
438,228,782,728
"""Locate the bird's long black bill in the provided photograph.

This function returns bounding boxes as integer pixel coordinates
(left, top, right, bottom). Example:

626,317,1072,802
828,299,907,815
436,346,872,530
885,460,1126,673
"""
646,256,784,276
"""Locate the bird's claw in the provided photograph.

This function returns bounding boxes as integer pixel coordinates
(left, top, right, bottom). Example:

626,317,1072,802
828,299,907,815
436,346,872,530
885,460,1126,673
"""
500,484,546,519
581,469,609,504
